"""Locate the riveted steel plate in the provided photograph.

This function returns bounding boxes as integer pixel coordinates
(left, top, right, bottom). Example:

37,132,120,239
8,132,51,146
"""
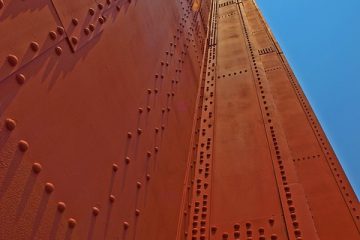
0,0,65,82
50,0,116,52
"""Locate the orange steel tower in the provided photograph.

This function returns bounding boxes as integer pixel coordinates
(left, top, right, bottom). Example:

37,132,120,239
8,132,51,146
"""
0,0,359,239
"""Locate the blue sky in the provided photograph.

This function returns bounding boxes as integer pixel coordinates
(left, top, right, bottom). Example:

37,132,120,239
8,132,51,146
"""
256,0,360,198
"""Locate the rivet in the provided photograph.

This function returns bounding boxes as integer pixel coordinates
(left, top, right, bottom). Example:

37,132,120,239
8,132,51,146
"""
116,5,120,11
68,218,77,228
125,157,130,164
72,18,79,26
97,3,103,9
32,162,42,174
135,209,140,216
137,128,142,134
147,106,151,112
127,132,132,138
92,207,100,216
16,73,26,85
155,127,159,133
222,232,229,239
112,163,118,172
49,31,57,40
146,174,151,181
154,146,159,152
44,182,55,193
57,202,66,212
57,26,64,35
0,0,4,9
271,234,278,240
98,17,105,24
109,194,116,203
234,223,240,230
71,36,78,45
138,108,143,113
18,140,29,152
84,28,90,35
123,221,129,229
89,8,95,15
55,46,62,55
30,41,39,52
89,24,95,32
147,89,152,94
136,181,142,189
147,151,152,157
7,54,18,66
5,118,16,131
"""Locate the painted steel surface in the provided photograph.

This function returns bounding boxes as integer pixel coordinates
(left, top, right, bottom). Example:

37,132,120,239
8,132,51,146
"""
0,0,359,239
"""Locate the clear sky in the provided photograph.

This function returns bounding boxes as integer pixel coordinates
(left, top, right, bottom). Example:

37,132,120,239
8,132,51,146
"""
256,0,360,198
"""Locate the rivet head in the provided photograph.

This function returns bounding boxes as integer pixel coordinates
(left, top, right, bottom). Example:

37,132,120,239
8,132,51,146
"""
16,73,26,85
49,31,57,40
7,54,18,66
56,26,64,35
271,234,278,240
137,128,142,134
72,18,78,26
89,8,95,15
32,162,42,174
0,0,4,9
127,132,132,138
135,209,140,216
18,140,29,152
136,182,142,189
84,28,90,35
138,108,143,113
5,118,16,131
147,89,152,94
71,36,78,45
112,163,118,172
97,3,103,9
57,202,66,212
123,221,129,229
147,151,152,157
55,46,62,55
44,182,55,193
89,24,95,32
92,207,100,216
98,17,105,24
116,5,120,11
68,218,77,228
109,194,116,203
30,41,39,52
234,223,240,230
154,146,159,152
125,156,130,164
146,174,151,181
